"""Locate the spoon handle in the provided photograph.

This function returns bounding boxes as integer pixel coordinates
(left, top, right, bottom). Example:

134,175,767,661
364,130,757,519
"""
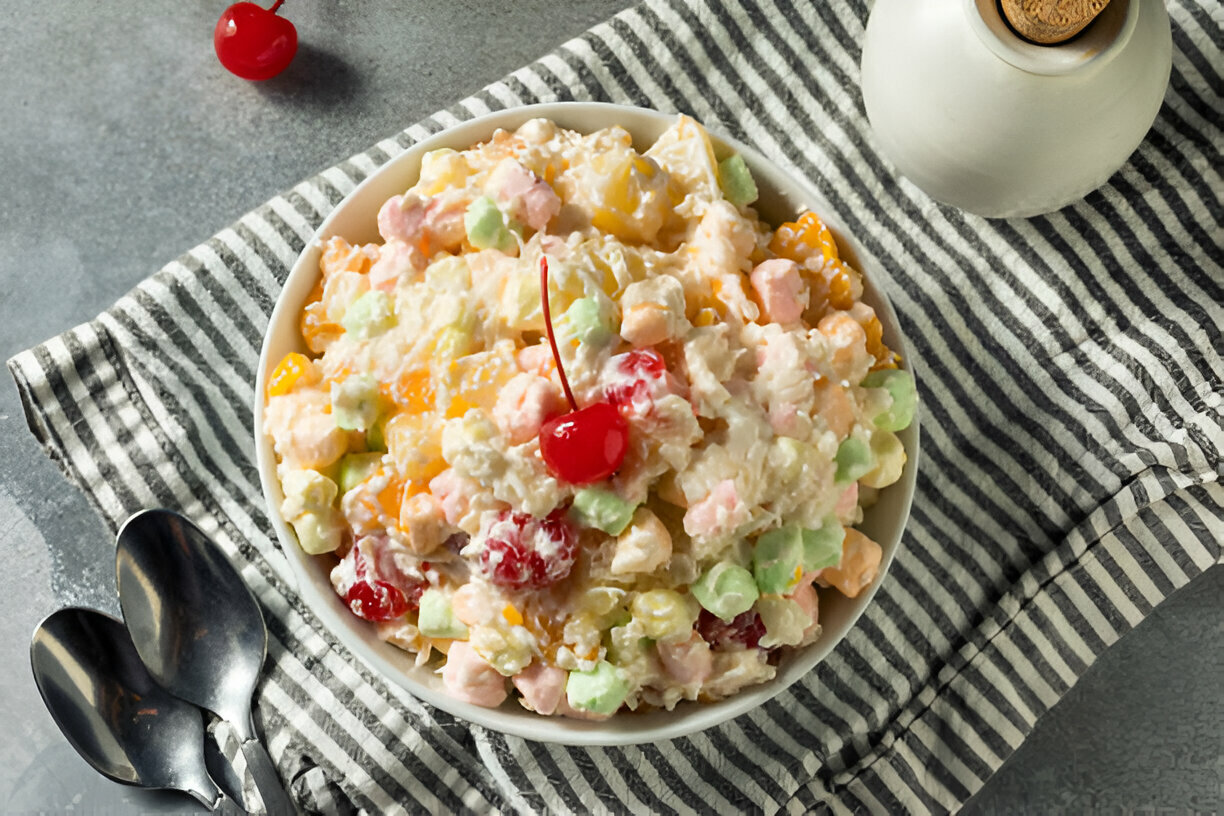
240,738,297,816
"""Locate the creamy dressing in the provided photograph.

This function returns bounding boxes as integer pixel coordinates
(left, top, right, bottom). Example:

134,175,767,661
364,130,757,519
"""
264,115,909,718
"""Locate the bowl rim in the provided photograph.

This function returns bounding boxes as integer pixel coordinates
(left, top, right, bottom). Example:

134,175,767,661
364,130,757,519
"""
254,101,919,745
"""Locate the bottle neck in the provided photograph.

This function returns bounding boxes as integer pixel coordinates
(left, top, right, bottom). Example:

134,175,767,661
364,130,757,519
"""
963,0,1137,76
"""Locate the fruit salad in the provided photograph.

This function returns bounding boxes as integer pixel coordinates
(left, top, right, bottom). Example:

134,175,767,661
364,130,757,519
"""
263,115,915,718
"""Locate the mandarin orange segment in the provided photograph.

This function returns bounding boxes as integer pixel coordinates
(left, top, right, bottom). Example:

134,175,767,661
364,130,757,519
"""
320,236,374,277
384,368,434,414
854,311,897,370
267,352,316,398
770,211,839,266
806,258,857,317
376,478,405,519
301,305,343,354
502,604,524,627
300,278,343,353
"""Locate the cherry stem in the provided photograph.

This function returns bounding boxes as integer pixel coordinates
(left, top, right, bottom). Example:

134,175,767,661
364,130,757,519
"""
539,257,578,412
269,0,285,13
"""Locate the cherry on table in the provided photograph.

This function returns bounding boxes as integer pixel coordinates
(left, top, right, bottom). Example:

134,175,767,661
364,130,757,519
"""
214,1,298,81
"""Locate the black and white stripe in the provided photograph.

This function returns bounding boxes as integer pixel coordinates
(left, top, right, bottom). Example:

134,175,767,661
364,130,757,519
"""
8,0,1221,812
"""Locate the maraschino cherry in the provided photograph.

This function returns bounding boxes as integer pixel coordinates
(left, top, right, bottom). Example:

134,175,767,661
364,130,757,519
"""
344,548,426,622
537,257,629,484
214,1,298,81
480,510,577,589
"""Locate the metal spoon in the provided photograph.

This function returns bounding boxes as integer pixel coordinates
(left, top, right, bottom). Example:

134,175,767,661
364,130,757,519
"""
115,509,294,815
30,607,241,812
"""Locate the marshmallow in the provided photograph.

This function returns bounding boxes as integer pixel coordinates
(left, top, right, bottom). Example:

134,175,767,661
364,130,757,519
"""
463,196,518,252
752,526,805,595
417,589,470,640
801,521,846,572
834,436,874,484
565,660,631,716
861,368,916,432
691,562,759,621
717,153,758,208
570,488,637,536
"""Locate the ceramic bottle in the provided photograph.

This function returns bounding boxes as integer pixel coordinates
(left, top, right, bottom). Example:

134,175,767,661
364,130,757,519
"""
860,0,1172,218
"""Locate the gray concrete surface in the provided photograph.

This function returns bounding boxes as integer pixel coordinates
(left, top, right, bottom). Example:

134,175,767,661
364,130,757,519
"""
1,3,1219,813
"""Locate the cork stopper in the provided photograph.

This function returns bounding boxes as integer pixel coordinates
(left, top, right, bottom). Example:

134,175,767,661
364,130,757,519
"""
1000,0,1112,44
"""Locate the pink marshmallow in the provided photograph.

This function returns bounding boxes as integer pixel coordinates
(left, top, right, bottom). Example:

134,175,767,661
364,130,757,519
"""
516,343,555,377
768,401,802,437
657,632,713,685
750,258,806,324
428,469,480,527
377,195,427,245
682,479,748,539
512,662,568,715
442,641,508,708
422,198,467,251
376,194,466,254
368,240,425,291
494,160,561,232
493,372,563,445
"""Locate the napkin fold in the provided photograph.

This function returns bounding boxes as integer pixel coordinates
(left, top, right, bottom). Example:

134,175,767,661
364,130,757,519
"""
10,0,1222,813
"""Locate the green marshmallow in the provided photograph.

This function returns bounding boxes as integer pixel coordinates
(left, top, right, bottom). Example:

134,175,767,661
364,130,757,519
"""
338,452,384,493
718,153,758,207
834,437,874,484
801,521,845,572
752,526,805,595
861,369,916,432
565,297,615,346
332,374,382,432
691,562,760,621
464,196,518,251
566,660,631,715
417,589,469,640
570,488,637,535
341,290,395,339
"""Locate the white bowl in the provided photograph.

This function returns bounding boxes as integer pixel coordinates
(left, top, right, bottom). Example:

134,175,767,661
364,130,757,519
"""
254,102,919,745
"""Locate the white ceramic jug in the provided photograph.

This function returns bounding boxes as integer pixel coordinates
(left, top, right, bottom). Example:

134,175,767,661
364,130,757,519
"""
860,0,1172,218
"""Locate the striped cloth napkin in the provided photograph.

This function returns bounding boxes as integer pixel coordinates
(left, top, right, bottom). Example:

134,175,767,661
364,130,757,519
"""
9,1,1221,813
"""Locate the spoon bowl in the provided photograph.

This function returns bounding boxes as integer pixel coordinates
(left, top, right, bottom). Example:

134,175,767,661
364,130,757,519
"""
115,509,266,738
30,607,224,809
115,508,294,814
